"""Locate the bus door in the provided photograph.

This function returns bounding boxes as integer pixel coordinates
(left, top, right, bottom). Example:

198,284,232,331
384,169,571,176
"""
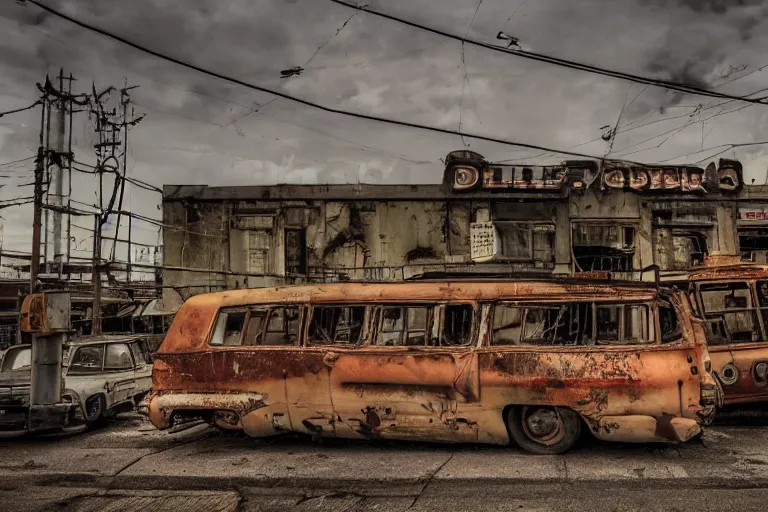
320,302,481,442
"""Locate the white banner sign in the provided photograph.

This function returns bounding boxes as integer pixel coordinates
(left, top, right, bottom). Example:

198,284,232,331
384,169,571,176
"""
470,222,496,262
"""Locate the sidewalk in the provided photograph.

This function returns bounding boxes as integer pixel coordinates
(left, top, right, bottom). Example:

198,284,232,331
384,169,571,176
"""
1,421,767,493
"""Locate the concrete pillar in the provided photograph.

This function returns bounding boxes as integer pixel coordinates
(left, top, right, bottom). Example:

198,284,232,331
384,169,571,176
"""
30,333,65,405
637,203,654,270
553,200,571,274
716,204,738,255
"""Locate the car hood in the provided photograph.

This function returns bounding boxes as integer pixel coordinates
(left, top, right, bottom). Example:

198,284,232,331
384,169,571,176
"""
0,369,31,389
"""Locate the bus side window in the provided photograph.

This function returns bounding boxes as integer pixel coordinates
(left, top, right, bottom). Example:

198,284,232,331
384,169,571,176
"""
210,308,247,346
308,305,366,346
595,304,654,345
441,304,473,346
659,301,682,344
700,282,759,343
261,306,300,346
491,304,523,346
374,306,431,346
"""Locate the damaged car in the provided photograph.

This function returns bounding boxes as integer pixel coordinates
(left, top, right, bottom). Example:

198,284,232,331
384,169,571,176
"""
147,278,719,454
686,258,768,405
0,335,155,434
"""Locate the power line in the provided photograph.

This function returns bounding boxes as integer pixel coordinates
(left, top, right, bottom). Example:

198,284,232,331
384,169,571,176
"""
0,100,42,118
328,0,768,105
23,0,631,162
0,156,35,167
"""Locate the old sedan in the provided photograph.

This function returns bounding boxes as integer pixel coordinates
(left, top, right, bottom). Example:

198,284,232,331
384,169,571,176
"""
0,335,156,433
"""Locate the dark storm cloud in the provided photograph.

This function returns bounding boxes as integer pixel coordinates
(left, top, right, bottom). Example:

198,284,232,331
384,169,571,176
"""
3,0,768,253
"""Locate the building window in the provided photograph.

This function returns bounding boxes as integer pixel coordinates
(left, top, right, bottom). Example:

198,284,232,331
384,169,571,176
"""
739,228,768,264
471,221,554,264
572,223,636,272
654,229,709,271
247,230,271,274
285,228,307,275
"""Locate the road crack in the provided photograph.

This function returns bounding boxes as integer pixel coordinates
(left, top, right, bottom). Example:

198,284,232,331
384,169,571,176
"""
108,429,211,488
407,451,455,510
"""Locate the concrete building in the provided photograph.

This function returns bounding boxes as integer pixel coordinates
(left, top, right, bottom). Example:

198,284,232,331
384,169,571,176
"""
159,150,768,312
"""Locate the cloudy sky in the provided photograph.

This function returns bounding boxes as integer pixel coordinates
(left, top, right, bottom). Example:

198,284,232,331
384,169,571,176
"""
2,0,768,267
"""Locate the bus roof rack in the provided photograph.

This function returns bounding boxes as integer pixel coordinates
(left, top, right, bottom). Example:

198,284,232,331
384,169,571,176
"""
406,264,663,289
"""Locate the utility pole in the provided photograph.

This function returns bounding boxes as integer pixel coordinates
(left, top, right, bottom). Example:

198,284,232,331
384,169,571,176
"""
51,69,67,272
30,98,47,293
92,213,102,335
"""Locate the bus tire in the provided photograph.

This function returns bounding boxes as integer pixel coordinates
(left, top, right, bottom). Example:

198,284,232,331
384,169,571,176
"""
506,405,581,455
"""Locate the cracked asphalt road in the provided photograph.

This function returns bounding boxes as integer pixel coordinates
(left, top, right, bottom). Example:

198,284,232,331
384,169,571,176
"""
0,409,767,511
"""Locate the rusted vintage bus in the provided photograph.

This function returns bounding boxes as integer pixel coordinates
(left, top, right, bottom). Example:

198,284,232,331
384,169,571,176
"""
687,261,768,405
147,279,718,454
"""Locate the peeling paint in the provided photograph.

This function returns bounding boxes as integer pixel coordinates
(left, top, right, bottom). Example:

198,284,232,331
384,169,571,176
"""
148,280,715,452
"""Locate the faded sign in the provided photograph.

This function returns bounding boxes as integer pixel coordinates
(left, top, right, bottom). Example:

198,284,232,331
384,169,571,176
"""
470,222,496,262
444,151,742,194
739,207,768,222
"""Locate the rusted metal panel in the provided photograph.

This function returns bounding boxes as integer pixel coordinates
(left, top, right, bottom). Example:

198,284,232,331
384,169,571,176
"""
686,261,768,405
148,281,713,451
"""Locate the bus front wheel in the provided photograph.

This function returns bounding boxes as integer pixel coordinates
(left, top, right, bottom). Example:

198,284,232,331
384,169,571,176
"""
506,405,581,455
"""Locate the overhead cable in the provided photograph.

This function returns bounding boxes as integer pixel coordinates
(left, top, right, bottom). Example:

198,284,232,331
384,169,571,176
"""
0,100,42,118
23,0,632,162
328,0,768,105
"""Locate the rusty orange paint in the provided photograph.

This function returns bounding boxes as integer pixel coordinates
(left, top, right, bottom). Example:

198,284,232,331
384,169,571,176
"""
148,280,716,453
689,262,768,405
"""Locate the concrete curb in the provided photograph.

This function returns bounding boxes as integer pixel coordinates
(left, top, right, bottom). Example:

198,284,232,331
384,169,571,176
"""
5,472,768,493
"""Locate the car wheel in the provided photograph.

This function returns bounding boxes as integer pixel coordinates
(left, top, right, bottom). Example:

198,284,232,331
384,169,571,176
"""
507,405,581,455
84,395,106,428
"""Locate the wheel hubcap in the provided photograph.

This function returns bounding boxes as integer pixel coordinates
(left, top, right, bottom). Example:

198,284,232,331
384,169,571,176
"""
522,407,564,445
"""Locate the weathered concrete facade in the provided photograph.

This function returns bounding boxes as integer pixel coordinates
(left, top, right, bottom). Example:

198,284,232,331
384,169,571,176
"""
160,152,768,312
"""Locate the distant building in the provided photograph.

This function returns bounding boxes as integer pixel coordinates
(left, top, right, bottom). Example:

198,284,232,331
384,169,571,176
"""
159,150,768,311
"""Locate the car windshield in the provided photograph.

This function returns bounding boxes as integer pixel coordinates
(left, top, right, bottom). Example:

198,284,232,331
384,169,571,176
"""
1,347,31,372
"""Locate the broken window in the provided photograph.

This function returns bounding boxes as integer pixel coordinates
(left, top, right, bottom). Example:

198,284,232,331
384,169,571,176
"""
596,305,620,341
104,343,134,371
498,224,531,259
491,303,593,346
654,229,709,270
247,230,271,274
375,306,432,346
129,341,152,365
308,305,366,346
441,304,474,346
659,301,682,344
494,222,555,263
210,308,247,346
522,307,563,345
596,304,654,344
700,282,760,344
285,228,307,275
491,304,524,345
69,345,105,374
263,307,300,346
490,302,652,346
241,306,301,346
739,228,768,264
573,223,635,272
757,281,768,335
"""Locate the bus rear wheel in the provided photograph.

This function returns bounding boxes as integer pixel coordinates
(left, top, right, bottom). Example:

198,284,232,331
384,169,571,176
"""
507,405,581,455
